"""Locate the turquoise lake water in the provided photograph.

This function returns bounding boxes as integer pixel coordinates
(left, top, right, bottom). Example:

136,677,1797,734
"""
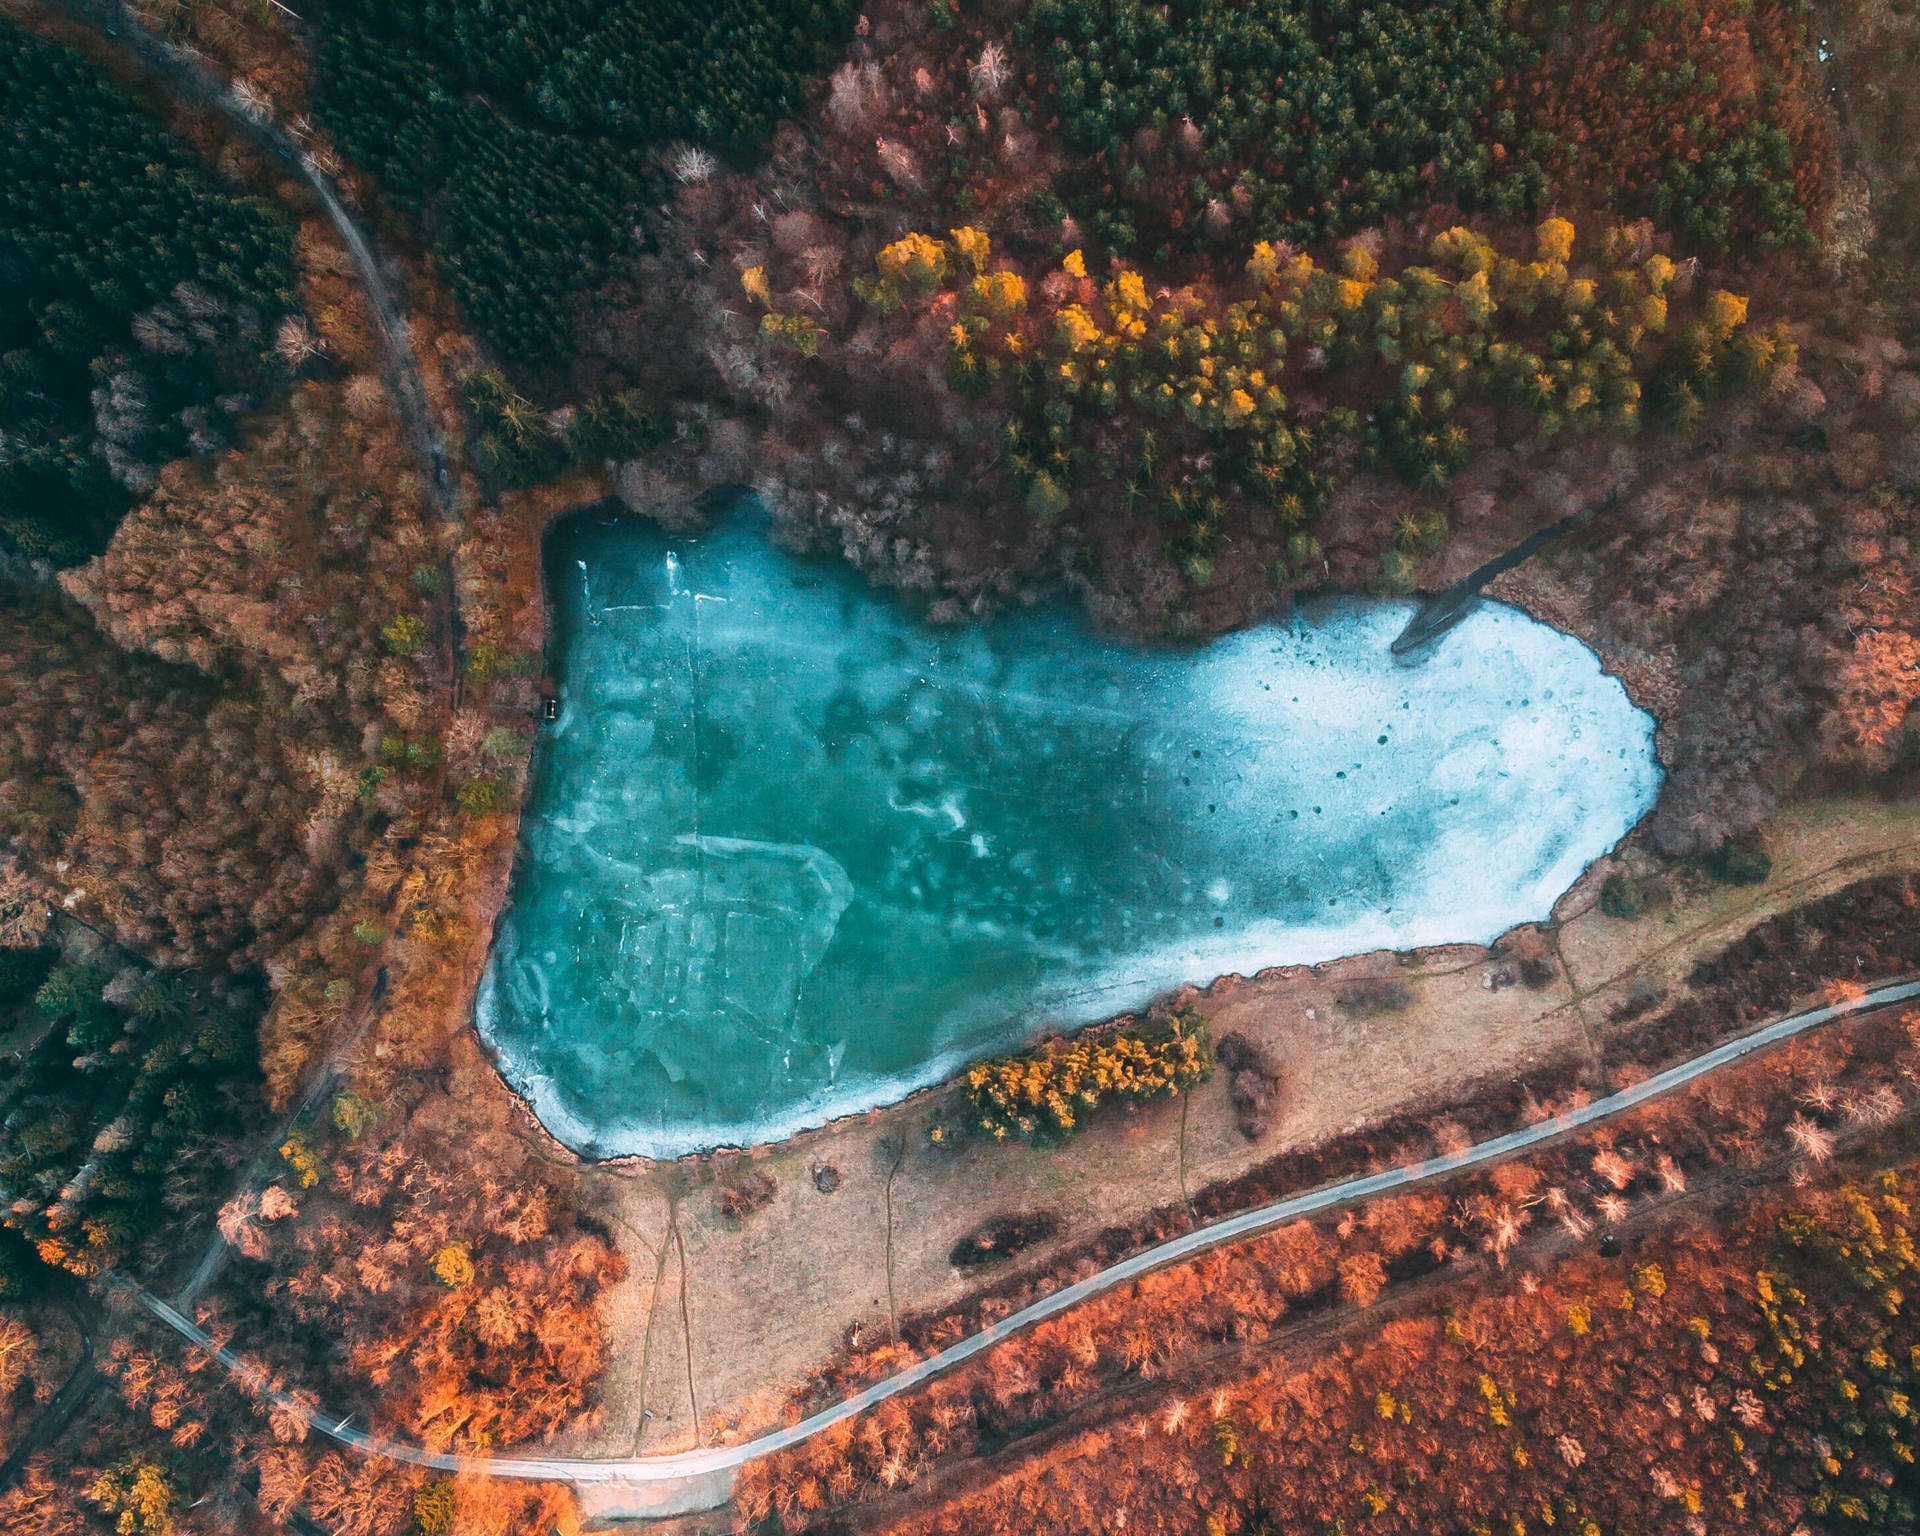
476,509,1662,1157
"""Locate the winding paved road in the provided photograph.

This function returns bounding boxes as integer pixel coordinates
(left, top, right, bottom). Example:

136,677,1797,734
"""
123,975,1920,1513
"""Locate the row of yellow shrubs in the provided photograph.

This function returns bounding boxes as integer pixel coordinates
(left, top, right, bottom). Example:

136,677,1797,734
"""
966,1013,1212,1142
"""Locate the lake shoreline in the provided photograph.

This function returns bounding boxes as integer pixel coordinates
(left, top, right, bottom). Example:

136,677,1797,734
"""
476,500,1661,1163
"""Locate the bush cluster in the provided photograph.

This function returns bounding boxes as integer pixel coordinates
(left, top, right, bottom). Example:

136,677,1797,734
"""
459,368,665,488
314,0,857,364
0,19,298,563
966,1014,1212,1143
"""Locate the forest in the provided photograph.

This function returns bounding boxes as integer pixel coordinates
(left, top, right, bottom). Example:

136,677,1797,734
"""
841,217,1791,575
738,910,1920,1534
0,0,1914,1530
0,938,263,1292
298,0,1830,383
1027,0,1542,260
312,0,857,366
1515,0,1831,252
1027,0,1825,266
0,18,298,564
795,1154,1920,1535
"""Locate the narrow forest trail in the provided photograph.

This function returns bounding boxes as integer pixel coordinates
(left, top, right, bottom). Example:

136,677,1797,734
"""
118,976,1920,1515
0,1300,97,1494
38,0,456,524
27,0,473,1311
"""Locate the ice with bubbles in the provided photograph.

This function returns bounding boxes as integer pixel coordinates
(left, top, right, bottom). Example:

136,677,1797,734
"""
476,508,1661,1157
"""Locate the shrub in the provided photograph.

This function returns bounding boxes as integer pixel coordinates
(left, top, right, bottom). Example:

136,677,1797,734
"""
279,1129,326,1189
480,726,526,761
381,614,428,656
951,1212,1064,1269
456,777,507,815
1600,873,1645,920
464,643,510,683
1217,1031,1284,1140
430,1241,476,1289
877,232,950,290
716,1169,777,1222
332,1091,381,1139
760,311,823,356
1708,835,1772,887
966,1013,1212,1143
412,1480,457,1536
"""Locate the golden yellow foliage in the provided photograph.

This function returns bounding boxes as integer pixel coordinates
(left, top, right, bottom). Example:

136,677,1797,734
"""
1341,242,1380,282
1705,289,1749,339
430,1242,476,1289
1536,217,1577,264
969,269,1028,320
1054,304,1104,352
966,1016,1212,1142
877,233,948,289
949,225,992,273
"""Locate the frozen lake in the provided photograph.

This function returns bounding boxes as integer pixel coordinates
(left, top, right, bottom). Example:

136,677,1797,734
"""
477,508,1661,1158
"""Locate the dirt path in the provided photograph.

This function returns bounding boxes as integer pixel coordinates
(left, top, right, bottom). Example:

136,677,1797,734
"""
0,1299,97,1495
818,1113,1914,1536
32,0,456,525
115,972,1920,1517
569,791,1920,1463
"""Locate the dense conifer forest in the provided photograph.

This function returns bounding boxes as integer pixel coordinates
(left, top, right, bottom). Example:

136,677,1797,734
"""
313,0,858,364
1027,0,1824,265
0,943,262,1295
1027,0,1543,258
0,19,297,564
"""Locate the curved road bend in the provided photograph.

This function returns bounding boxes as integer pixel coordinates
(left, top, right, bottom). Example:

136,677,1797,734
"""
43,0,455,521
121,975,1920,1512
